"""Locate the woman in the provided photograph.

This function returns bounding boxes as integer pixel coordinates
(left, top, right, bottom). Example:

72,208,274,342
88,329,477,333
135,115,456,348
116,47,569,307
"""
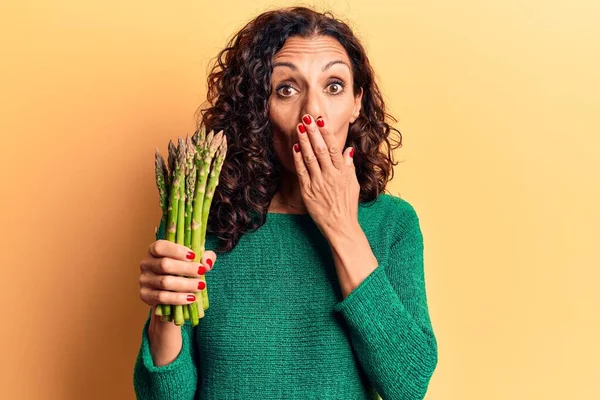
134,6,438,400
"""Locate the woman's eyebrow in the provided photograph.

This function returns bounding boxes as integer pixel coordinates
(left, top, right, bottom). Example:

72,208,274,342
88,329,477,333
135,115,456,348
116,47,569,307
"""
321,60,350,72
273,61,297,71
272,60,350,72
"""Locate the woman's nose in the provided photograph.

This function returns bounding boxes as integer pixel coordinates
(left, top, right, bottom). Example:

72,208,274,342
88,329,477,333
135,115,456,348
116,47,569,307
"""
302,90,323,122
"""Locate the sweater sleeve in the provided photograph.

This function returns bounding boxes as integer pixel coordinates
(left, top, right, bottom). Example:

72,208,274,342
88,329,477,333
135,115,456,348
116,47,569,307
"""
132,218,199,399
133,308,199,399
332,204,438,400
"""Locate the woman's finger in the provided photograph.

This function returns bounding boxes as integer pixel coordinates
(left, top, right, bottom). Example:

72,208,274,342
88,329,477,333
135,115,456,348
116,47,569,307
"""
302,114,334,171
141,257,204,279
202,250,217,272
140,286,198,307
296,122,322,181
314,116,344,170
148,239,196,262
141,271,205,294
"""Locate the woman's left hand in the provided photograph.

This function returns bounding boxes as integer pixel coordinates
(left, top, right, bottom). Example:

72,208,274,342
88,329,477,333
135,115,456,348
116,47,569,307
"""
292,114,360,238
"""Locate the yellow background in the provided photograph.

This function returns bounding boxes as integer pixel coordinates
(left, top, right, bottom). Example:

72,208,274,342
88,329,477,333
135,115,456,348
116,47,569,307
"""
1,0,598,399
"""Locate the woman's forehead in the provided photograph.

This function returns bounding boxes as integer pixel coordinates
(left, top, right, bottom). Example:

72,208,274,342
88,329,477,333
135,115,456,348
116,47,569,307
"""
273,36,349,62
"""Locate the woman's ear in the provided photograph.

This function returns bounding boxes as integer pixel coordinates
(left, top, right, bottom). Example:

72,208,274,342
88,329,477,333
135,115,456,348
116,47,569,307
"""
351,87,364,123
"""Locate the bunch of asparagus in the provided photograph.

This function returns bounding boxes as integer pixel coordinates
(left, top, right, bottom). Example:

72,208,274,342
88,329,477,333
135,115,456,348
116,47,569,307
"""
153,128,227,327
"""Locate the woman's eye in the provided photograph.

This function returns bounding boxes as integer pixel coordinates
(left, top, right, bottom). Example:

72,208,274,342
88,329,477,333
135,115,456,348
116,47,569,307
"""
276,85,297,97
327,82,345,95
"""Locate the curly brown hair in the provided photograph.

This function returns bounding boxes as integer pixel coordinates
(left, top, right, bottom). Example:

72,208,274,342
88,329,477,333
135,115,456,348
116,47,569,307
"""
195,6,403,253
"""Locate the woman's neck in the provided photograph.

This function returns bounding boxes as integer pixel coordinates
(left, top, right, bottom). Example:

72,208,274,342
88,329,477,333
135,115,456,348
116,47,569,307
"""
267,201,307,214
268,175,307,214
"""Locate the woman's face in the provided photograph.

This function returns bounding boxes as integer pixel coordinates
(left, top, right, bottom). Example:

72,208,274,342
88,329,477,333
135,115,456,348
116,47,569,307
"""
268,35,363,172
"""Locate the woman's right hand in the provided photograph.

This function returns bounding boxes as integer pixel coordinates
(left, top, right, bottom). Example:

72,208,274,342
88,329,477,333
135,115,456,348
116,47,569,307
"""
138,240,216,366
139,239,216,310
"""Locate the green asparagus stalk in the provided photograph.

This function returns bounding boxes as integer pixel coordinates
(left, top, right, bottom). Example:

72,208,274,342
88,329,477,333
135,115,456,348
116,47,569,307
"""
154,149,171,320
199,135,227,309
186,129,206,326
154,149,170,234
176,137,187,245
173,137,188,326
184,134,200,324
191,130,224,316
183,303,190,320
167,139,177,181
184,135,197,249
188,130,215,324
162,139,184,321
165,140,182,242
191,128,201,147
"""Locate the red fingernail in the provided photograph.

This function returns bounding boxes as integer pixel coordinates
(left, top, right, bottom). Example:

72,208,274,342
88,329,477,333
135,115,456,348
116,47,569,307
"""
198,266,206,275
294,143,300,153
350,148,354,158
198,281,206,290
298,123,306,133
303,115,312,124
206,259,213,269
186,251,195,260
187,294,196,301
316,118,324,127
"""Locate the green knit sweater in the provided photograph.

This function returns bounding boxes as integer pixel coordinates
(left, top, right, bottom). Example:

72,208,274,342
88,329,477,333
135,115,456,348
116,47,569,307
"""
133,193,438,399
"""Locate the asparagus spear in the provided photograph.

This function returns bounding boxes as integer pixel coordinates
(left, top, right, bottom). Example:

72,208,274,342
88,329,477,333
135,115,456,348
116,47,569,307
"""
190,130,222,252
201,136,227,249
182,135,194,322
184,135,197,249
191,128,201,147
173,137,188,326
154,149,169,250
154,149,171,320
162,139,185,321
176,137,187,246
188,130,214,325
183,303,190,320
187,130,205,325
166,140,182,242
190,130,224,317
199,135,227,310
167,139,177,181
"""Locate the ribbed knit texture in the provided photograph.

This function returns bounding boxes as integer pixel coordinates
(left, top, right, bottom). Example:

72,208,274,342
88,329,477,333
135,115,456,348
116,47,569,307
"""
133,193,438,399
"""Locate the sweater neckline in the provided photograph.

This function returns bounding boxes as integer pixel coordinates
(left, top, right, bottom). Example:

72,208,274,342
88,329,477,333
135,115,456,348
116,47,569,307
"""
266,211,311,219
